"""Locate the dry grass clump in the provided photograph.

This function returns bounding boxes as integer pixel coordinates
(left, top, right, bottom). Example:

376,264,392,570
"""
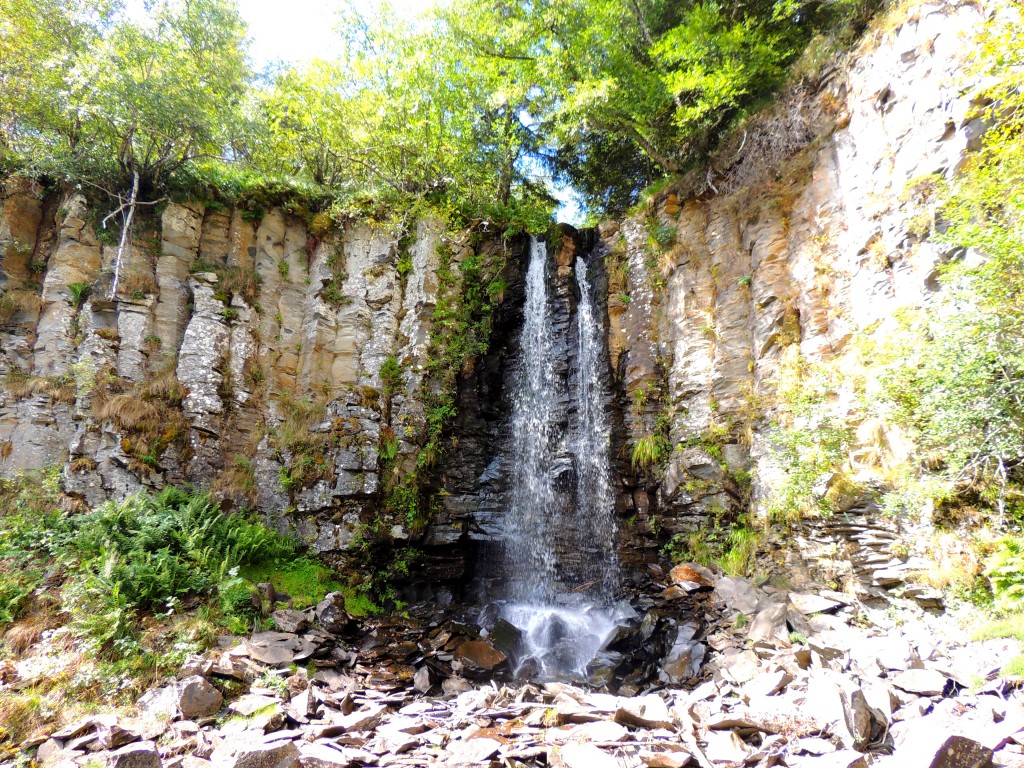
0,287,44,324
911,529,989,592
3,369,77,404
220,266,260,306
119,271,159,299
91,367,190,472
96,394,162,431
4,608,62,658
212,454,258,505
0,690,49,746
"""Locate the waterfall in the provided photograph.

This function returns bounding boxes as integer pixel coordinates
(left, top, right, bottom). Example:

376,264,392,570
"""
491,235,628,681
573,256,619,599
503,236,560,604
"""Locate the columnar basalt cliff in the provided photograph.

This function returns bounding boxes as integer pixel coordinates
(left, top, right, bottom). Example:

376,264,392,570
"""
0,191,529,583
0,2,992,598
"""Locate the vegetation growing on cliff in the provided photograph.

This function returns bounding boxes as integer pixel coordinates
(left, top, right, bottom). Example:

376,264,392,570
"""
749,6,1024,609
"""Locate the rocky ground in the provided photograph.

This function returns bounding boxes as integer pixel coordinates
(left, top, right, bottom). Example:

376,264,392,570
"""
5,565,1023,768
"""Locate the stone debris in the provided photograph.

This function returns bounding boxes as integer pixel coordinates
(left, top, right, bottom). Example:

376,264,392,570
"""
9,566,1024,768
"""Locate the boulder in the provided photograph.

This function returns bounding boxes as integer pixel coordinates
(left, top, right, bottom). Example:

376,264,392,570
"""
454,640,507,672
175,676,223,720
315,593,352,635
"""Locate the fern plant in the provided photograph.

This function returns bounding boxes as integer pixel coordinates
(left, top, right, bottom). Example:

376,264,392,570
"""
985,537,1024,613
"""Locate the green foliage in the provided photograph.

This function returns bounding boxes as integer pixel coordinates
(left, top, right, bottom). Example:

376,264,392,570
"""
379,355,404,400
239,556,373,614
0,0,882,222
985,537,1024,614
631,432,669,470
440,0,879,213
765,348,857,521
1,0,249,193
877,12,1024,516
664,511,762,578
0,479,340,662
68,282,91,308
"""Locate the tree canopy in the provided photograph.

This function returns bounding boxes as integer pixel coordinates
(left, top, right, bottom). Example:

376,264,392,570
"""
0,0,879,221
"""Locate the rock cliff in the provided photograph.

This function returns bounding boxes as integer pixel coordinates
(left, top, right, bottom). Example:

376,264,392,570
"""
0,1,991,597
601,1,990,593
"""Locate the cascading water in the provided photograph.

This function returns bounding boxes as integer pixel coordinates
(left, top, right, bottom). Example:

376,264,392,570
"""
491,236,631,681
502,236,560,605
572,256,620,599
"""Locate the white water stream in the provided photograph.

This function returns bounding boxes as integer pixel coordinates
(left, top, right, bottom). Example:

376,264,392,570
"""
494,236,627,680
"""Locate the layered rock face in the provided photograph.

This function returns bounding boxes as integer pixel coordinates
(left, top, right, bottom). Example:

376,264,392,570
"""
602,3,989,582
0,189,528,578
0,3,992,596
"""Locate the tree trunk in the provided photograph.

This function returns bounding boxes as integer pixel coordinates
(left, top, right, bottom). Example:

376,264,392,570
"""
110,169,140,300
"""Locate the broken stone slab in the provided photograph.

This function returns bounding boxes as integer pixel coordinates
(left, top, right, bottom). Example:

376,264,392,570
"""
563,720,629,743
715,576,761,616
453,639,507,673
97,723,141,751
898,734,994,768
230,694,281,718
212,739,300,768
51,715,119,741
669,563,715,590
639,751,692,768
797,750,869,768
702,730,751,764
613,694,675,730
792,737,837,755
106,742,161,768
335,704,388,733
789,593,843,615
743,669,793,698
446,737,501,763
748,603,791,647
412,666,432,694
177,654,214,679
550,743,619,768
247,633,316,667
272,609,311,634
718,649,761,684
891,669,949,697
210,653,265,683
296,742,369,768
